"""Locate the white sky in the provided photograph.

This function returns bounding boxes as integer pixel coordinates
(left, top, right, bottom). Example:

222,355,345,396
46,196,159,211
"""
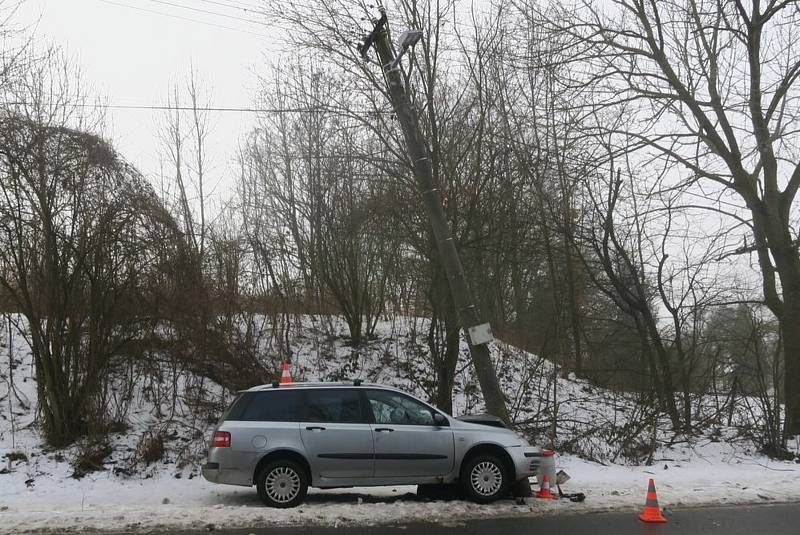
14,0,279,204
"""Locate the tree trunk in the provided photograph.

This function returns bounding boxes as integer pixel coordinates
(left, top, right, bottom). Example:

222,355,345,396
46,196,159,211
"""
432,316,460,415
428,259,460,414
749,197,800,437
781,294,800,436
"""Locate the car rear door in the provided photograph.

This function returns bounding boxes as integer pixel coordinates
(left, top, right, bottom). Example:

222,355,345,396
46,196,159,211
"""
299,388,374,479
365,389,454,478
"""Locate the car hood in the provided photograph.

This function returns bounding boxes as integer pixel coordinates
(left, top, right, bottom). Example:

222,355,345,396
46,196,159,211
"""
455,413,508,429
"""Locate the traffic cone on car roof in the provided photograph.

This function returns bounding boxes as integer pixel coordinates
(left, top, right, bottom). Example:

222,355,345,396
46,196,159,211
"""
536,474,556,499
280,362,292,384
639,478,667,523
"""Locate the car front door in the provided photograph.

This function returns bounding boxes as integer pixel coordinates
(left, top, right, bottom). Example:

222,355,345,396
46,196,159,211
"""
365,389,454,478
299,388,374,480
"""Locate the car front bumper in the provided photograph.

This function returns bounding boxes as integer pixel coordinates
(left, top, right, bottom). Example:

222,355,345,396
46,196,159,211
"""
508,446,542,480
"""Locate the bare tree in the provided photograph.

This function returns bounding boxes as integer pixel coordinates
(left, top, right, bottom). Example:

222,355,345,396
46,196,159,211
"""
158,67,212,259
0,48,176,445
238,63,398,347
531,0,800,438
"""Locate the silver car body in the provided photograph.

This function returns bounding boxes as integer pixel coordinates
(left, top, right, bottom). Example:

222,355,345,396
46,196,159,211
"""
202,382,541,489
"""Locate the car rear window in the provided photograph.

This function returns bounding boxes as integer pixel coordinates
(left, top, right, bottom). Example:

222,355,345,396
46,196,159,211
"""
225,390,300,422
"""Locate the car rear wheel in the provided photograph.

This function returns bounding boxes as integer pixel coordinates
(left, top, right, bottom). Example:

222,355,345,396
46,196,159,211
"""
256,459,308,508
460,454,510,504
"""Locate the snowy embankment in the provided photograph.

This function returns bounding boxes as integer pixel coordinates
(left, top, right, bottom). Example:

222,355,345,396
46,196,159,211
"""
1,450,798,534
1,315,799,534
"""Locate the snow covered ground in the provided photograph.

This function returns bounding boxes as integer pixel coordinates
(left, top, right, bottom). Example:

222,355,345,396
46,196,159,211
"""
1,314,799,533
1,448,797,534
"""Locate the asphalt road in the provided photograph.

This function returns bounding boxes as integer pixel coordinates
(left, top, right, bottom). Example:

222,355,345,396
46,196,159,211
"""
149,502,800,535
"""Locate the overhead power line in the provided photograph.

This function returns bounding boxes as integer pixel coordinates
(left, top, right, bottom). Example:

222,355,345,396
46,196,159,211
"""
104,0,505,46
3,100,391,115
194,0,268,16
98,0,270,37
143,0,269,26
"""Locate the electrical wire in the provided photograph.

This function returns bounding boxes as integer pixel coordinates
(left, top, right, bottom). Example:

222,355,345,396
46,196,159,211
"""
194,0,267,15
143,0,269,26
103,0,505,47
2,100,392,115
99,0,527,69
98,0,270,37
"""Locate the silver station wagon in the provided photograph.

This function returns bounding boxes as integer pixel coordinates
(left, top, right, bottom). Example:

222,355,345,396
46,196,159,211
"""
202,381,541,507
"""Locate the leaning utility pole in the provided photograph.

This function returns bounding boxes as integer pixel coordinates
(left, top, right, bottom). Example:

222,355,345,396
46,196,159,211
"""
359,10,510,425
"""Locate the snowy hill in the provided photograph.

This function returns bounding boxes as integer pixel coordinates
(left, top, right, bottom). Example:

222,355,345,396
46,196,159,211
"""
1,314,798,534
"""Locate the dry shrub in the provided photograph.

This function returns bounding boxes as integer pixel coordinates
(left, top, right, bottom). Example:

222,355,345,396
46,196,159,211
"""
72,440,113,478
138,431,166,465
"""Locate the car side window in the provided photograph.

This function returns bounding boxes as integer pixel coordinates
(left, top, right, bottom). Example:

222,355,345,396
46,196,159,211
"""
366,390,435,426
303,389,367,423
238,390,300,421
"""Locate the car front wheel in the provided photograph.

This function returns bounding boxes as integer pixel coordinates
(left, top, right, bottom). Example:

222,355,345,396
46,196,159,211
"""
256,459,309,508
460,454,510,504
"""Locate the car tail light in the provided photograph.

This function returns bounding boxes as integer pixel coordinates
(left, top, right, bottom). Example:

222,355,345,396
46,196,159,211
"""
212,431,231,447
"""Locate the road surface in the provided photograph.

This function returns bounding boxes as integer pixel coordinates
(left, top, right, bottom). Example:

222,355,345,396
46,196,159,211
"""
130,502,800,534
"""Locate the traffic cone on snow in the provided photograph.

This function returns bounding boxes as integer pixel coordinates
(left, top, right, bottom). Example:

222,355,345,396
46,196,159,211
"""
536,474,556,499
638,478,667,523
279,362,292,384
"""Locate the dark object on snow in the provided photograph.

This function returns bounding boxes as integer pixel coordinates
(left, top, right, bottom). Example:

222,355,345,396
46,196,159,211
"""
4,451,28,463
417,483,463,501
456,414,508,428
511,478,533,498
557,484,586,502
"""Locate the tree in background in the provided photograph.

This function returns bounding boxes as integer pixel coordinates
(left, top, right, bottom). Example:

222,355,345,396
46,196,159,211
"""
0,49,176,446
533,0,800,441
157,70,270,390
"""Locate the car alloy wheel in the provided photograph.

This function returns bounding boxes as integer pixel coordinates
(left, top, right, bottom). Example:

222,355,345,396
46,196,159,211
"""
256,459,309,508
265,466,301,504
470,460,503,496
461,453,510,504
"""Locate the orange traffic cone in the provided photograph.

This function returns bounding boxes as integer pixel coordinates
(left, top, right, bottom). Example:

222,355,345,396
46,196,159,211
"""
280,362,292,384
639,478,667,523
536,474,556,499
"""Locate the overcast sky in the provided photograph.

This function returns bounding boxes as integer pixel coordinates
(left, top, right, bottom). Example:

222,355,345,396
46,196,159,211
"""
15,0,278,204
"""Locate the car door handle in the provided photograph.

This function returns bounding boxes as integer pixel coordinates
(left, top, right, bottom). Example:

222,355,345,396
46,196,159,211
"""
375,428,394,433
306,426,326,431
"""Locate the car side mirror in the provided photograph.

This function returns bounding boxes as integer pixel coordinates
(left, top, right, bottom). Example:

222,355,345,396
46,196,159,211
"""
433,413,449,427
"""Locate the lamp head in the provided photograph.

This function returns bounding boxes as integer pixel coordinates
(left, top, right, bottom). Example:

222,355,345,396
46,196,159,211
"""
398,29,423,50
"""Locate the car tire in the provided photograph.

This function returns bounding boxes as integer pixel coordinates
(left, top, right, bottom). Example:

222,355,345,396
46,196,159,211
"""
460,454,511,504
255,459,309,508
